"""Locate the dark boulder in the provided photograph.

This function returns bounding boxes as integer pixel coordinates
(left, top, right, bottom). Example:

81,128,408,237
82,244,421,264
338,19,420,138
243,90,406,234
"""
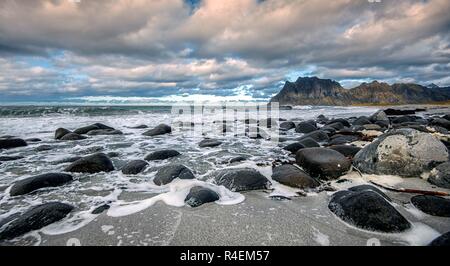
295,121,317,133
60,133,87,141
10,173,73,196
145,149,181,161
0,202,74,240
392,115,417,124
326,122,345,131
411,195,450,217
283,142,306,153
184,186,220,207
142,124,172,136
298,137,320,148
91,204,110,214
64,153,114,173
229,156,247,163
121,160,148,175
0,138,27,149
328,187,411,233
25,138,42,142
428,232,450,246
296,148,351,180
443,114,450,121
329,145,361,158
128,124,148,129
279,121,296,130
347,184,391,202
74,123,114,134
428,162,450,189
369,110,389,123
297,130,329,143
153,164,195,185
353,116,372,125
199,138,222,148
35,145,52,151
272,164,319,189
431,118,450,130
55,128,71,139
213,168,270,192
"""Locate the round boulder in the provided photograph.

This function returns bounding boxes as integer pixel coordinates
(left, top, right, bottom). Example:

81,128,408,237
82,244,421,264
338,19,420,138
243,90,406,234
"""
271,164,319,189
10,173,73,196
145,149,181,161
153,164,195,185
328,186,411,233
55,128,71,139
199,138,222,148
296,148,351,180
60,133,87,141
213,168,271,192
0,138,27,149
295,121,317,133
353,128,449,177
142,124,172,136
64,153,114,173
121,160,148,175
411,195,450,217
0,202,74,240
184,186,220,207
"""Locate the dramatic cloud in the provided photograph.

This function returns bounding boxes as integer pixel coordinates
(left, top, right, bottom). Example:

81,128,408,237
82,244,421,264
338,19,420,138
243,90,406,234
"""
0,0,449,101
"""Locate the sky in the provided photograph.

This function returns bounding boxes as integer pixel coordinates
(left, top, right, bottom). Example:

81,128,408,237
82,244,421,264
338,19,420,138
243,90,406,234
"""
0,0,449,103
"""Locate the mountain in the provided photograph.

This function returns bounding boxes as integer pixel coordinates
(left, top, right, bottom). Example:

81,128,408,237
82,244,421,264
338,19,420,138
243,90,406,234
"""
269,77,450,105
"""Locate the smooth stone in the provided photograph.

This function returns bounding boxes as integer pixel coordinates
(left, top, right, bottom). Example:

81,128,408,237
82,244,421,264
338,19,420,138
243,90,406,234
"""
107,152,120,158
295,121,317,133
297,130,329,143
213,168,271,192
0,156,24,162
353,116,371,125
271,164,319,189
121,160,148,175
10,173,73,196
325,122,345,130
64,153,114,173
55,128,71,139
91,204,110,214
328,145,361,158
87,129,123,135
184,186,220,207
35,145,52,151
283,142,306,153
74,123,114,134
0,202,74,240
353,128,449,177
347,185,391,202
0,138,27,149
296,147,351,180
431,118,450,130
328,188,411,233
428,232,450,246
411,195,450,217
279,121,296,130
392,115,417,124
60,133,87,141
298,137,320,148
145,149,181,161
199,138,222,148
428,162,450,189
142,124,172,136
153,164,195,185
229,156,247,163
443,114,450,121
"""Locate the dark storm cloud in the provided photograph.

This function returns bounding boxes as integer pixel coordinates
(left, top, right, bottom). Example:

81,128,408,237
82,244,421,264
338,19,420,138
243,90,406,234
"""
0,0,449,100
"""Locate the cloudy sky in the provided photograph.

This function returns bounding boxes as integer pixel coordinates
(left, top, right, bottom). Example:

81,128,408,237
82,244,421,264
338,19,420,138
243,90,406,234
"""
0,0,449,102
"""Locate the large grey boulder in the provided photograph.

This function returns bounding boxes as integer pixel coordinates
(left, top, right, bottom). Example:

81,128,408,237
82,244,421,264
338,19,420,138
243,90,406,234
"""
296,148,351,180
10,173,73,196
142,124,172,136
64,153,114,173
353,128,449,177
153,164,194,185
271,164,319,189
